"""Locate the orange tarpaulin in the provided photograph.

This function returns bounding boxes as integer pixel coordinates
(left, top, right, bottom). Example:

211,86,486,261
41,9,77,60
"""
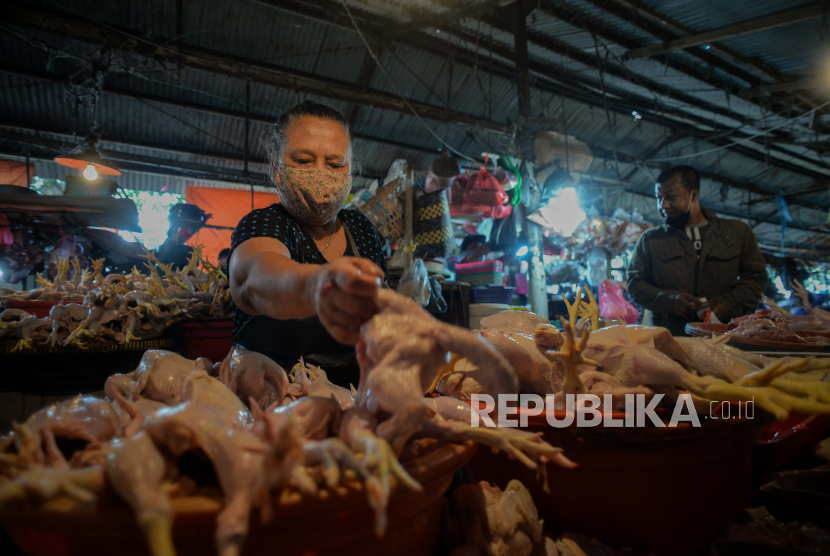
0,159,35,187
186,186,279,264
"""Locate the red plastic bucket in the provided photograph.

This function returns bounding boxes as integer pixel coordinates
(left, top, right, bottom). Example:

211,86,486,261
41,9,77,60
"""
466,407,763,556
173,318,234,364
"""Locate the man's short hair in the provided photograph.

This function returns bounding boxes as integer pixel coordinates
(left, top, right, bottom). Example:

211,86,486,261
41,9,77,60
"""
656,165,700,192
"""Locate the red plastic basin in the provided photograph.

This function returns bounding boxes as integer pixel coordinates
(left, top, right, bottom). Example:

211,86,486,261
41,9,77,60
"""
174,318,234,364
466,408,763,556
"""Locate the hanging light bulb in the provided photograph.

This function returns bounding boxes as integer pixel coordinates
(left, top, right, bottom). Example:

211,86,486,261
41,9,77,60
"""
83,163,98,181
55,130,120,177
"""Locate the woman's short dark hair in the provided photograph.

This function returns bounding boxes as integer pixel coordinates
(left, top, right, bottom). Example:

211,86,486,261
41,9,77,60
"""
266,100,352,179
656,165,700,192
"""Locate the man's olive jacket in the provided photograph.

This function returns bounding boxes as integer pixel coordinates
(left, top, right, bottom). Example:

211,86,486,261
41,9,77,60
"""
626,208,767,336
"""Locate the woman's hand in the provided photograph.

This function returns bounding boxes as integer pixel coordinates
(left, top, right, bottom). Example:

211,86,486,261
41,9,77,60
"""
307,257,384,345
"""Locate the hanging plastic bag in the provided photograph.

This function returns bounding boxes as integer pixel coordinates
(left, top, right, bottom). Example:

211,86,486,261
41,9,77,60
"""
489,209,518,252
598,280,639,324
397,258,431,306
450,174,490,216
492,167,518,191
0,214,13,248
386,159,410,182
463,165,508,207
490,203,512,220
425,153,460,193
586,247,609,287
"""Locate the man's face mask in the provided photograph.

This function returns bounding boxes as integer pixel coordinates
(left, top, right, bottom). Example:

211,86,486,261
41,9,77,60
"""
275,166,352,226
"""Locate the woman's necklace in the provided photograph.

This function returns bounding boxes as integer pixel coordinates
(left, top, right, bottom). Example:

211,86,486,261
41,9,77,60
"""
320,221,337,256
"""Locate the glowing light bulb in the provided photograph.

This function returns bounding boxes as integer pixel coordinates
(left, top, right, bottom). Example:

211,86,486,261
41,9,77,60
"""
516,245,529,257
83,164,98,180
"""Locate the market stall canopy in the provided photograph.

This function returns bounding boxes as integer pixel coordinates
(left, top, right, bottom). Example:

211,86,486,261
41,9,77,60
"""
0,193,140,232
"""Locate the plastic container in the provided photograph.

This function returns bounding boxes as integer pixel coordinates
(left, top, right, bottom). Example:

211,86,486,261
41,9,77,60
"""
2,443,476,556
466,407,764,556
454,261,504,287
454,261,504,274
1,300,58,318
514,274,528,295
468,303,509,330
174,318,234,364
755,413,830,470
469,286,515,305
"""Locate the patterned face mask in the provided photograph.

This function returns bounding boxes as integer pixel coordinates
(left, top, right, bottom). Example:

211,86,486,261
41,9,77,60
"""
275,166,352,226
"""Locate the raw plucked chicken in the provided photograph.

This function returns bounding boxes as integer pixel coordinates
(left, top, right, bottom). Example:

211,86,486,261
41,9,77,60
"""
106,350,250,425
0,396,123,474
0,249,232,351
218,347,308,410
436,290,830,419
0,292,576,556
445,480,553,556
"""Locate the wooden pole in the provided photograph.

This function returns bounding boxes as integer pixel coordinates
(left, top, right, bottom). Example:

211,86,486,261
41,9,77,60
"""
404,169,414,270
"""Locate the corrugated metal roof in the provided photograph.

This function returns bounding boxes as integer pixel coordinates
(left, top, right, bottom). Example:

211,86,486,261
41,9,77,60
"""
2,0,830,254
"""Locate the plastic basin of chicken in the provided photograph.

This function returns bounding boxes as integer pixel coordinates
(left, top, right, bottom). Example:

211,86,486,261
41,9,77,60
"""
174,317,234,363
466,409,764,556
1,442,476,556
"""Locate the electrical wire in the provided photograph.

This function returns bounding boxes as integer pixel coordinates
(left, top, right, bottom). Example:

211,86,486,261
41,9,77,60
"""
336,0,479,163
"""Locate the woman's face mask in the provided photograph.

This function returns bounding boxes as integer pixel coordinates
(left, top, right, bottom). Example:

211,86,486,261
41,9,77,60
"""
275,165,352,226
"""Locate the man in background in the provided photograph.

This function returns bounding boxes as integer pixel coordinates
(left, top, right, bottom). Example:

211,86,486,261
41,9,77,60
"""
218,248,230,277
626,166,767,335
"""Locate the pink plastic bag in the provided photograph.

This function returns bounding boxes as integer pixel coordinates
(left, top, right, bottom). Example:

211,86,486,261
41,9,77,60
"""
599,280,639,324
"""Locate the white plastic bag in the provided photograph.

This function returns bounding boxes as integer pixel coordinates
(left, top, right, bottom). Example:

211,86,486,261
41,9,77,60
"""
397,258,431,306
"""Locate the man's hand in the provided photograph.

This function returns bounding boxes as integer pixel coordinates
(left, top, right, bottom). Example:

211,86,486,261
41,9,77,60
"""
308,257,384,345
671,292,701,319
711,301,729,322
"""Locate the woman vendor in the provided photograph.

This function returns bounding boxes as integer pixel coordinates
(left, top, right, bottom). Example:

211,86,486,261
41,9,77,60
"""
228,101,387,389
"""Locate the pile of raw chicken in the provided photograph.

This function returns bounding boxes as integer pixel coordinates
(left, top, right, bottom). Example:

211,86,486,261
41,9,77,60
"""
0,247,232,351
0,290,564,556
437,285,830,421
726,280,830,346
2,285,830,556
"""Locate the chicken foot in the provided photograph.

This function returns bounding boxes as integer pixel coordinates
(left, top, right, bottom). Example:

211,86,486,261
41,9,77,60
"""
544,321,598,396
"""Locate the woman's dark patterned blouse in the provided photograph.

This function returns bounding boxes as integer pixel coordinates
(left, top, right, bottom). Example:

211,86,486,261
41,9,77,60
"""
228,203,388,335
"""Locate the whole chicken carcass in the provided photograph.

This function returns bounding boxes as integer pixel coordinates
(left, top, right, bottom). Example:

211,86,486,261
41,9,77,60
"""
139,401,267,556
291,360,354,409
218,347,307,410
437,318,567,398
480,311,551,335
476,329,565,395
346,290,569,535
436,357,488,400
356,290,518,455
446,480,545,556
0,396,123,472
579,325,690,370
106,350,250,425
